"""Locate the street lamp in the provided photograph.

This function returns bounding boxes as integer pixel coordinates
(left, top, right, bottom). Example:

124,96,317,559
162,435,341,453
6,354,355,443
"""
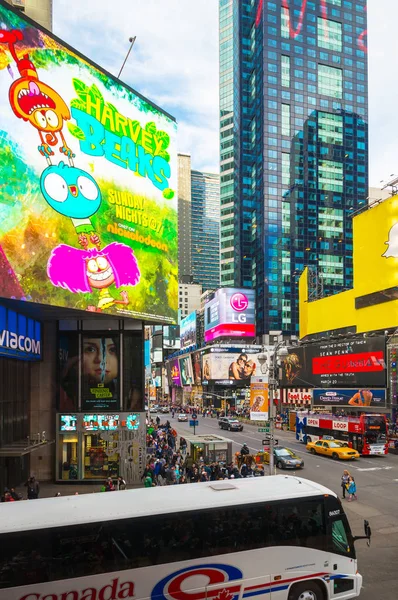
268,341,289,475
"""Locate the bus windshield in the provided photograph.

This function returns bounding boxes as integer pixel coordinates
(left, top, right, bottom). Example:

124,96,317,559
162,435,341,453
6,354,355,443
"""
364,415,387,444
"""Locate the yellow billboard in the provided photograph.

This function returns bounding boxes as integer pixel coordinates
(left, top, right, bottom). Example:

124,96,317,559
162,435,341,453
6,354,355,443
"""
300,194,398,338
250,382,269,421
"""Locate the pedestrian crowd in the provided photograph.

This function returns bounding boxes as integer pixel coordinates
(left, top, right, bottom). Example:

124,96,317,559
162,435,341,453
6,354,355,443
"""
141,419,265,487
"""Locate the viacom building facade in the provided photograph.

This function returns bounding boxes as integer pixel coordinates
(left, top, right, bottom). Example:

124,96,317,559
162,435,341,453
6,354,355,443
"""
0,2,177,489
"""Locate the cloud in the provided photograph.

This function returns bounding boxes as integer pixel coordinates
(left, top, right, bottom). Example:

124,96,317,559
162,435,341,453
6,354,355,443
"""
54,0,219,173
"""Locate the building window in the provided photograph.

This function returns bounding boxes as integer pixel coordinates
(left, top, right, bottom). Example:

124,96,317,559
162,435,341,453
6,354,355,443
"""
281,55,290,87
318,64,342,98
318,18,342,51
281,104,290,136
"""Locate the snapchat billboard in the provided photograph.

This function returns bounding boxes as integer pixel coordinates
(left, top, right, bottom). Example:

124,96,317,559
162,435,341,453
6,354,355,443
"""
354,194,398,299
0,2,177,323
300,193,398,338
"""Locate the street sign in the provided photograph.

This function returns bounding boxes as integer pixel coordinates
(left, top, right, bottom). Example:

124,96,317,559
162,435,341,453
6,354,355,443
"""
192,413,198,419
262,438,278,446
258,427,270,433
189,420,199,427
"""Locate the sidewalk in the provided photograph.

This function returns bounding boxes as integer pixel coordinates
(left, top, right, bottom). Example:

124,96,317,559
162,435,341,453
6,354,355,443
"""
14,481,140,500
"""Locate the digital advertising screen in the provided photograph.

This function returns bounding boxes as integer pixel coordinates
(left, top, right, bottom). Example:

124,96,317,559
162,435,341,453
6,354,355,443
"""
282,337,386,388
0,3,177,323
180,311,197,349
151,365,162,387
126,414,140,430
83,415,98,430
202,347,260,386
204,288,256,342
312,388,386,408
60,414,77,431
81,336,120,410
169,358,181,387
250,382,269,421
179,355,194,386
97,414,119,430
191,351,202,386
163,325,180,350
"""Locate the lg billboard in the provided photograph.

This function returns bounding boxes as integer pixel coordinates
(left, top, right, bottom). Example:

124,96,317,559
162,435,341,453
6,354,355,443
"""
0,3,177,323
204,288,255,342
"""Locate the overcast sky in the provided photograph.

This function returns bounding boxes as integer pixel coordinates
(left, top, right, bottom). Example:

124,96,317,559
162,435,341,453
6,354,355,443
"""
54,0,395,186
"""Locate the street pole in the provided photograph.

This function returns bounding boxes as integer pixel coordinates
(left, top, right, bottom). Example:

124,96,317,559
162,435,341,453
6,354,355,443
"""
268,342,280,476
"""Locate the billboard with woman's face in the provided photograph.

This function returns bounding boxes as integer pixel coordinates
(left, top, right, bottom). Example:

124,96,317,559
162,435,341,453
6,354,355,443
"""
82,336,119,410
202,348,259,386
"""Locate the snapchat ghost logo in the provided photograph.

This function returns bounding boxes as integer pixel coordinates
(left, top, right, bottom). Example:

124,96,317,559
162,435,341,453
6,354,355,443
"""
383,222,398,258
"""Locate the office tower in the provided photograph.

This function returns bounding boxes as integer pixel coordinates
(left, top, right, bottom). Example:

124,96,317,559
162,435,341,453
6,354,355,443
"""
219,0,368,336
6,0,52,30
191,170,220,291
178,282,202,319
178,153,192,281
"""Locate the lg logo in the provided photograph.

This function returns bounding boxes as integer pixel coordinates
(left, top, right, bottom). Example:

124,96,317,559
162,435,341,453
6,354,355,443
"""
230,292,249,312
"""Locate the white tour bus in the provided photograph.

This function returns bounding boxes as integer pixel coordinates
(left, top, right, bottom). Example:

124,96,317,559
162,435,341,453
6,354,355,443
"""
0,476,371,600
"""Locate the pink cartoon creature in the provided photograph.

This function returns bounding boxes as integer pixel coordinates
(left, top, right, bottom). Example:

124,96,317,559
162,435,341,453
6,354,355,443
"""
47,242,140,312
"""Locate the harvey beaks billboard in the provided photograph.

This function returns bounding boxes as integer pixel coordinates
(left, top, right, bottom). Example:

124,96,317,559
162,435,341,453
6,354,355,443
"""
204,288,255,342
0,3,177,322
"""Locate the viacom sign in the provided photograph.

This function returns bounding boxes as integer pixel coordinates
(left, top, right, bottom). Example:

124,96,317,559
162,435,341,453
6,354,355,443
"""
0,305,42,361
204,288,256,342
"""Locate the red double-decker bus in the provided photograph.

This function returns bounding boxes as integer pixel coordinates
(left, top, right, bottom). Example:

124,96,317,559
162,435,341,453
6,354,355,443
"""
296,412,389,455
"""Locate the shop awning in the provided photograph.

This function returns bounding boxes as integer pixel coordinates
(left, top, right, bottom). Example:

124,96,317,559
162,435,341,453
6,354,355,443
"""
0,439,54,457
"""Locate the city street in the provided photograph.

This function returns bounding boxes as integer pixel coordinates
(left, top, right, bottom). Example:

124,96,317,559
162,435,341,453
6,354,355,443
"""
166,413,398,600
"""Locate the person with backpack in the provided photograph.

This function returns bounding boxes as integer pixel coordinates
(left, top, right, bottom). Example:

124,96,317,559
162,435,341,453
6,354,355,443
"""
25,476,39,500
347,476,358,501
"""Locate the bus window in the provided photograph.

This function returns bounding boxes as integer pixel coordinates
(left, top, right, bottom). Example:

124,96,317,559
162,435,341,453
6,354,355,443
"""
332,520,351,557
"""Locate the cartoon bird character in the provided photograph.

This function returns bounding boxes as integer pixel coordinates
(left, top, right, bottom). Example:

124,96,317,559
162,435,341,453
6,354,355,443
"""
0,29,74,160
40,161,101,245
47,243,140,312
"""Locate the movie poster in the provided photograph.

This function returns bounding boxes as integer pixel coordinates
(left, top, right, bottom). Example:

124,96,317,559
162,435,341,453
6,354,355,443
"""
81,335,120,410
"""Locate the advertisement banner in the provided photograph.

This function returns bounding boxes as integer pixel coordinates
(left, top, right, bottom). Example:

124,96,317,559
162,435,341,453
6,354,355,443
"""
282,337,386,388
204,288,256,342
180,311,197,349
81,336,120,410
202,347,259,386
191,351,202,386
179,355,194,386
163,325,180,350
0,4,177,322
313,388,386,408
250,382,269,421
169,358,181,387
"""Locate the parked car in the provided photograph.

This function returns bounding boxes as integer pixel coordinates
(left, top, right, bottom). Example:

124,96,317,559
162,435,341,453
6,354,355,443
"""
178,413,188,422
306,439,360,460
262,447,304,470
218,417,244,432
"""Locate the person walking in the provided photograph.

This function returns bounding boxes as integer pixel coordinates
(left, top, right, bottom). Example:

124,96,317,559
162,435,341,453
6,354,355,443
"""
347,476,358,501
117,476,126,490
25,476,40,500
341,469,350,499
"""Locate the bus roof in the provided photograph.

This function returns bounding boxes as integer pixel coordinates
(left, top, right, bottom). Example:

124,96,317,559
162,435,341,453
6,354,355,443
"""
0,476,336,535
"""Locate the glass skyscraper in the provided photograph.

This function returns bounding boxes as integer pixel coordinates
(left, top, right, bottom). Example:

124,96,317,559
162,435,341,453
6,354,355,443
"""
191,170,221,291
219,0,368,336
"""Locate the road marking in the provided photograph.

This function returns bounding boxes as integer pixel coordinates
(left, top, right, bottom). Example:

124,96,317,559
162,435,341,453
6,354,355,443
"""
355,466,393,472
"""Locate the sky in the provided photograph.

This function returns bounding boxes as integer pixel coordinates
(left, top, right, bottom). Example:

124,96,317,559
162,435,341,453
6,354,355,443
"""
54,0,395,187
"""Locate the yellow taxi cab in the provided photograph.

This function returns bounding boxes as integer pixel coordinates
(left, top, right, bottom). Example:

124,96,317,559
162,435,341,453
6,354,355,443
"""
306,438,360,460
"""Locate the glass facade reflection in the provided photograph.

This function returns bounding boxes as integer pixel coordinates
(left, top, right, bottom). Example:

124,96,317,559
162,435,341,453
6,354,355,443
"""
219,0,368,335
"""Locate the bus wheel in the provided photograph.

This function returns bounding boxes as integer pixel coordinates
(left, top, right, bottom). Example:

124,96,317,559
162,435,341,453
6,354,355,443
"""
288,581,325,600
332,452,339,460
